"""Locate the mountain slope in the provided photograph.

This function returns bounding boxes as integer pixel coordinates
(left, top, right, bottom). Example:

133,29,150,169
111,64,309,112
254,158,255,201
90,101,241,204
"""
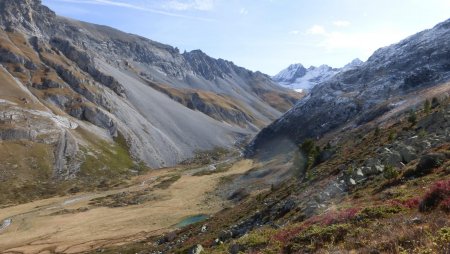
119,95,450,254
0,0,300,172
248,18,450,155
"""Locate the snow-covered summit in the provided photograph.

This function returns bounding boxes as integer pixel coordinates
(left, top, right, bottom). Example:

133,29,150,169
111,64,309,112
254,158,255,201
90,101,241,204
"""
272,63,307,84
273,59,364,92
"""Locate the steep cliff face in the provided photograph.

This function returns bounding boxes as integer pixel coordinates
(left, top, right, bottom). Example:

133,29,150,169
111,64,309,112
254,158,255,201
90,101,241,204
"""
0,0,300,173
247,18,450,155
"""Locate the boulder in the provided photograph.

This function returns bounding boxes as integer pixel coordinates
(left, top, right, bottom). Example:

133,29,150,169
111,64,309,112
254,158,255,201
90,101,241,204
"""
416,140,432,151
229,243,244,254
218,230,233,242
416,153,445,173
365,158,384,174
380,148,403,167
404,153,445,178
189,244,204,254
397,144,417,163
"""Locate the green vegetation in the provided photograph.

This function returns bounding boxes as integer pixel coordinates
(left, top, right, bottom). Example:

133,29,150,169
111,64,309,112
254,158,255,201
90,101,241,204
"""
292,223,350,251
383,165,399,180
432,97,440,108
408,109,417,126
388,129,397,141
435,227,450,246
356,206,404,220
237,228,276,248
418,129,428,139
78,132,134,188
301,139,321,170
374,126,381,137
424,99,432,114
181,147,230,166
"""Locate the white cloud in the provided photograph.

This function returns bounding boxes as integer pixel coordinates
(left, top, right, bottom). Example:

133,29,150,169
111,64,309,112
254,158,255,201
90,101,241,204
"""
307,27,408,57
289,30,300,35
322,31,406,52
55,0,215,21
332,20,351,27
239,8,248,15
306,25,326,35
164,0,215,11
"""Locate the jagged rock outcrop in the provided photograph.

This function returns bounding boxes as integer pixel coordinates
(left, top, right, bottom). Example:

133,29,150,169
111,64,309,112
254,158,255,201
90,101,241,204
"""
54,130,80,179
49,37,126,97
247,18,450,156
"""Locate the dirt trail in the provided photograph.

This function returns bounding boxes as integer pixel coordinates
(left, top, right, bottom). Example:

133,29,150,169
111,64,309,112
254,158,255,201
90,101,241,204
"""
0,159,254,254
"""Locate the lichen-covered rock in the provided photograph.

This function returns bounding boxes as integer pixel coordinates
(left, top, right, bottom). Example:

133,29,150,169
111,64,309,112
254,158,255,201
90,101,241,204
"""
397,144,418,163
380,148,403,167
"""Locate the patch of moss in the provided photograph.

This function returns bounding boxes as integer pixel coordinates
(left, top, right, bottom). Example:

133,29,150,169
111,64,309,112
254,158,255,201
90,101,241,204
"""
356,205,404,220
290,223,351,252
435,226,450,242
237,228,276,248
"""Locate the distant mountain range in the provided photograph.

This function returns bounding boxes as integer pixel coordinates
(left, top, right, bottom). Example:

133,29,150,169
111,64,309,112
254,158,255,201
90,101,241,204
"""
272,59,363,92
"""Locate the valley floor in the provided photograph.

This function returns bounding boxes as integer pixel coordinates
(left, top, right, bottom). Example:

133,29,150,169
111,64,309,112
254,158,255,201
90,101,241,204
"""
0,158,255,253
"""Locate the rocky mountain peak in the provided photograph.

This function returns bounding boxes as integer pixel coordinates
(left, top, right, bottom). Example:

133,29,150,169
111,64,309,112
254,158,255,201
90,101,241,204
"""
0,0,55,35
273,63,307,83
273,63,339,92
182,49,236,80
434,17,450,30
341,58,364,71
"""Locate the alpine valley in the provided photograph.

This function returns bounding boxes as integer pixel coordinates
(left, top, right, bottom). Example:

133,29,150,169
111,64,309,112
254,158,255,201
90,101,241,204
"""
0,1,449,254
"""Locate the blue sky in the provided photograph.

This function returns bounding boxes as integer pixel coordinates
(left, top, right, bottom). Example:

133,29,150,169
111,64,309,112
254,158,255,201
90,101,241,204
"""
42,0,450,75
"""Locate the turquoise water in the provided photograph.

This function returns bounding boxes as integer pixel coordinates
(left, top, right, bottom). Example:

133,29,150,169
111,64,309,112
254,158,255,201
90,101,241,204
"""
175,214,208,228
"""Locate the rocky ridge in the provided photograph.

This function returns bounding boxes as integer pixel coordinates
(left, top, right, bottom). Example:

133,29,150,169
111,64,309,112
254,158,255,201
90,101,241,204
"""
248,18,450,155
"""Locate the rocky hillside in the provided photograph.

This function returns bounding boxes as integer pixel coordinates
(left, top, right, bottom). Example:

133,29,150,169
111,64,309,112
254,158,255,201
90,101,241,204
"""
0,0,300,204
272,59,363,92
249,18,450,156
0,1,299,170
93,82,450,254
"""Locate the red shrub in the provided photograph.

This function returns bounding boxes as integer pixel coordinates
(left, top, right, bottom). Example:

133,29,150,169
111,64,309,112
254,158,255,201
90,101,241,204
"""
272,225,306,243
440,197,450,213
404,197,420,209
389,197,420,209
319,207,360,225
419,179,450,212
272,207,360,244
